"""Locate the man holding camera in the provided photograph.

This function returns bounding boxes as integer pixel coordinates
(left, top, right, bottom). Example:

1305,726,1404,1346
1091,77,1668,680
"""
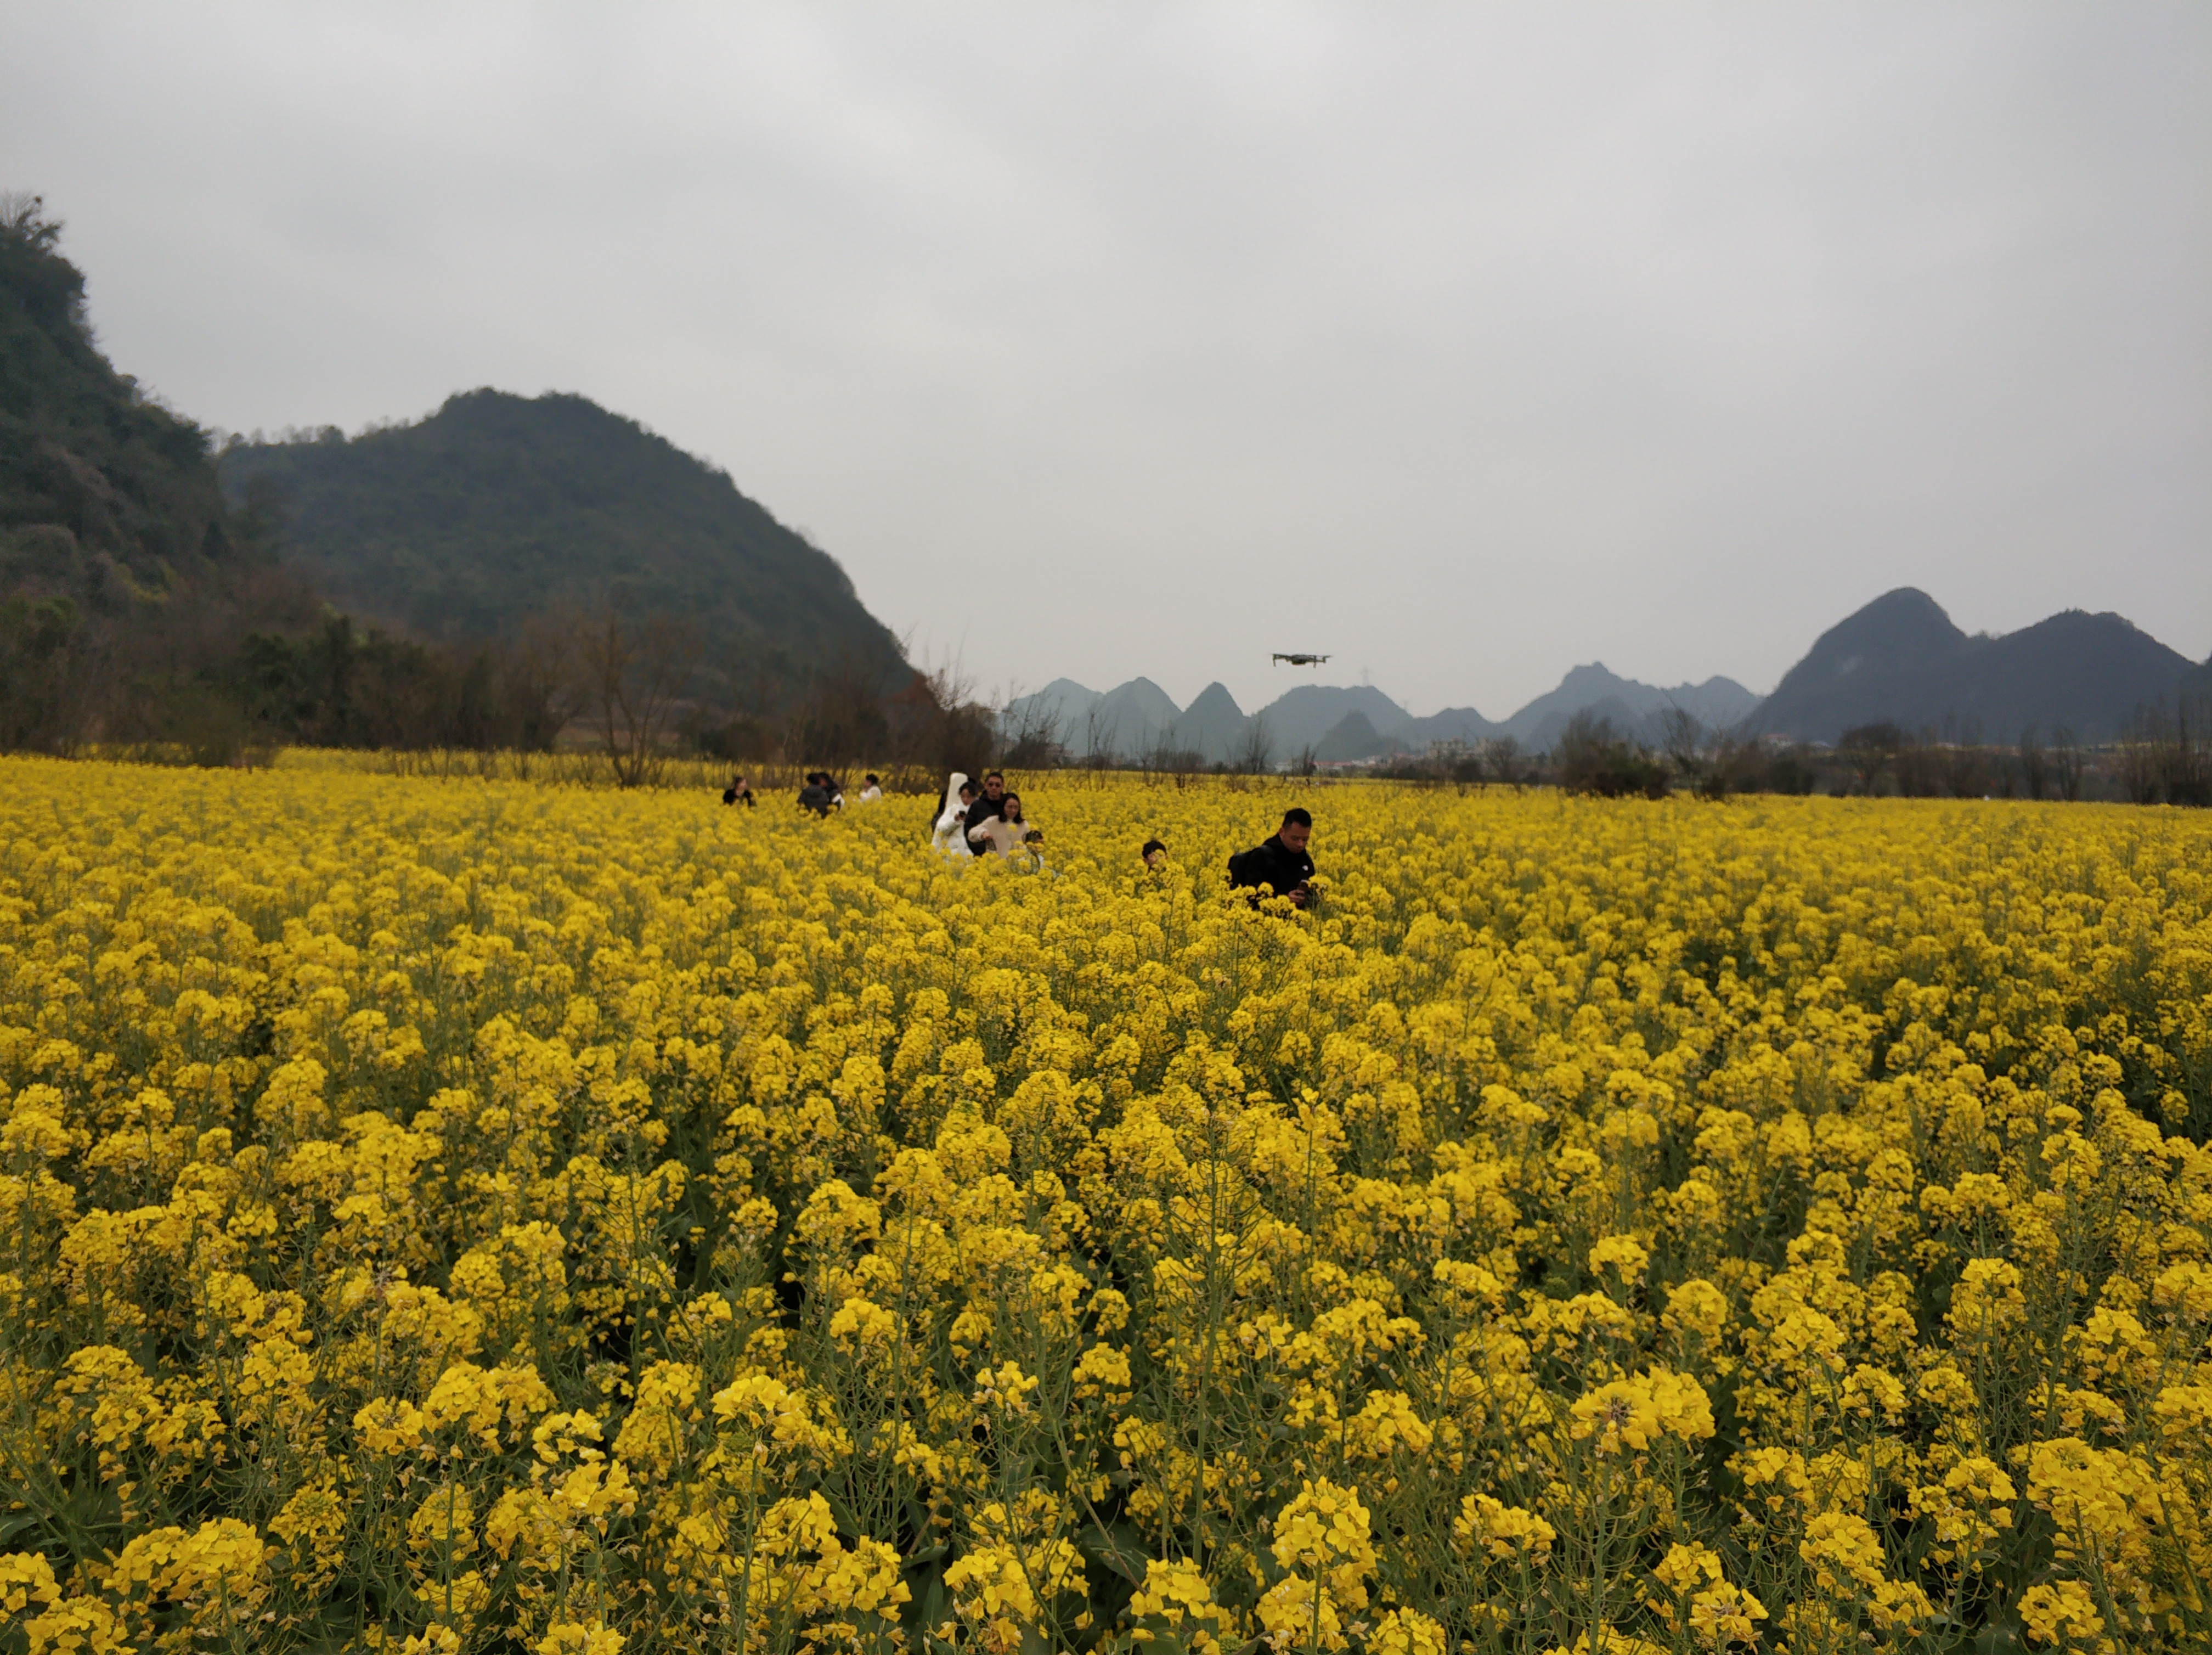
1228,807,1316,908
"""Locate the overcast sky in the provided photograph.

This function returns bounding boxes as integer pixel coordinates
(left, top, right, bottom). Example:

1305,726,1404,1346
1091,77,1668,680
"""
5,2,2207,716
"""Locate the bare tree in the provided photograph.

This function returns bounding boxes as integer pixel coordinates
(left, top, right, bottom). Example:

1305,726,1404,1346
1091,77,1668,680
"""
1555,709,1669,798
997,685,1066,770
879,646,996,776
574,605,700,787
2117,706,2164,804
1657,705,1707,793
787,648,895,772
1080,701,1121,776
1839,721,1904,796
1940,716,1988,798
2018,725,2049,801
508,612,585,750
2050,724,2085,802
1142,726,1203,790
1699,725,1762,801
1233,711,1275,776
1479,735,1522,790
2118,696,2212,808
1892,725,1944,798
1292,741,1318,780
2169,693,2212,807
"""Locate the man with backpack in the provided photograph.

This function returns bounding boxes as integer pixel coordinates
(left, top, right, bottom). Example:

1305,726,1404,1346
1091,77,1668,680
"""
1228,807,1316,908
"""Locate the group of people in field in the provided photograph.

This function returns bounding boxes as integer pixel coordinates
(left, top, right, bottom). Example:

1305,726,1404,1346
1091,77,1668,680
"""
925,772,1314,903
722,767,1317,906
721,771,884,815
929,770,1039,862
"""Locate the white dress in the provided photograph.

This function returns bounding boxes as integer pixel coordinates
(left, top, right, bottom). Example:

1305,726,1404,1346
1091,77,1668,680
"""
930,773,973,857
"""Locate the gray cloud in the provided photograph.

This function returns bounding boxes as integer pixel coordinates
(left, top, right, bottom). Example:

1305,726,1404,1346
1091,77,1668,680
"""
5,1,2205,715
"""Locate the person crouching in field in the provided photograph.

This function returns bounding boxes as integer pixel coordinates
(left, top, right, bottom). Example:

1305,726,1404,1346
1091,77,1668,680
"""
1228,807,1314,908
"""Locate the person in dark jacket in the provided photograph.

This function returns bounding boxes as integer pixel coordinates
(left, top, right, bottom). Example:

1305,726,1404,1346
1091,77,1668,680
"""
966,771,1010,837
797,773,837,818
723,774,755,807
1227,807,1315,908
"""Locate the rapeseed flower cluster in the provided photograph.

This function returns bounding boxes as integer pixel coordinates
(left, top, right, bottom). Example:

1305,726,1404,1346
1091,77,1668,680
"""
1,755,2209,1653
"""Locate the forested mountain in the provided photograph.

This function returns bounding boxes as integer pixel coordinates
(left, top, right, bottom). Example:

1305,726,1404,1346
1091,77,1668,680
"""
4,200,902,761
0,198,257,592
219,390,907,688
1754,588,2196,743
1,194,312,750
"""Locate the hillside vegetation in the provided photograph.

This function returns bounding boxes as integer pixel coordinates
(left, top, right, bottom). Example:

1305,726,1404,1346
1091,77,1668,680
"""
0,193,312,749
2,200,923,767
219,390,907,690
1754,588,2195,745
0,198,249,590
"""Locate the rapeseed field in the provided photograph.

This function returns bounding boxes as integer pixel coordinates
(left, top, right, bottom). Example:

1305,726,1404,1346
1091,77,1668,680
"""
2,757,2208,1655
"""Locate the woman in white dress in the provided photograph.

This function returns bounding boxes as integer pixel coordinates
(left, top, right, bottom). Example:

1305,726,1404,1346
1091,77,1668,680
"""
930,773,974,857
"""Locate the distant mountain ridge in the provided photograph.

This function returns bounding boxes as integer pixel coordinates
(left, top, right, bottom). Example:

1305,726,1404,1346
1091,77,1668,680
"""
1015,677,1182,755
1015,587,2199,762
1489,665,1761,750
1751,588,2196,744
1009,663,1763,763
218,390,907,686
1257,684,1439,757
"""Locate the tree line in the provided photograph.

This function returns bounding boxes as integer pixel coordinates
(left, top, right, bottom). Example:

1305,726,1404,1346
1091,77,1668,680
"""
1309,699,2209,808
2,579,1018,790
1510,702,2211,805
